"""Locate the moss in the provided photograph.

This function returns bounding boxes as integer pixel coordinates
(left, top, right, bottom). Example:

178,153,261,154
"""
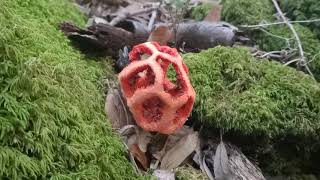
183,46,320,176
175,166,208,180
184,46,320,137
221,0,320,81
280,0,320,39
0,0,141,179
221,0,274,25
191,3,212,21
256,24,320,81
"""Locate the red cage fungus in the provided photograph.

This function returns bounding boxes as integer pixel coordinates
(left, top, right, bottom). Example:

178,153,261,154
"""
118,42,196,134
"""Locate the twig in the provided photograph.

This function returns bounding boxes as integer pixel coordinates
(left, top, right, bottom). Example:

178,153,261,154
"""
284,58,300,66
240,18,320,28
259,28,292,48
261,51,283,58
271,0,314,77
148,10,158,31
259,28,291,41
110,7,158,26
307,52,320,64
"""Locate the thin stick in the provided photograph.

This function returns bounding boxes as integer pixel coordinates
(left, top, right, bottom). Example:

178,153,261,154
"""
284,58,300,66
271,0,314,77
240,18,320,28
148,10,158,31
110,7,158,26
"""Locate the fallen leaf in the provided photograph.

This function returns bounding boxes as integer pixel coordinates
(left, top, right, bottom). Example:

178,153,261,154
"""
151,126,193,161
214,141,231,180
129,144,149,170
137,130,152,153
147,24,172,45
160,131,199,170
153,170,175,180
105,87,134,129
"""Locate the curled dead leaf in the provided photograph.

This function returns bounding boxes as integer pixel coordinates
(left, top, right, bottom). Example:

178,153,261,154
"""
105,87,134,129
129,144,149,171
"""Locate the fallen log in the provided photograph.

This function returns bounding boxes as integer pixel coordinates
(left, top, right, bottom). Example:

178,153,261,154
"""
195,141,266,180
60,21,148,57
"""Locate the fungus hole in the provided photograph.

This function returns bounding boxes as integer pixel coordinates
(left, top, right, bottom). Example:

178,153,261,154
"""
163,63,187,97
142,96,164,122
122,65,155,97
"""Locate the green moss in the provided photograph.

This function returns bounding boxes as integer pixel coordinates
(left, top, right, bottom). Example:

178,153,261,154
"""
280,0,320,39
175,166,208,180
221,0,274,25
221,0,320,81
256,24,320,81
184,46,320,137
191,4,212,21
184,46,320,176
0,0,140,179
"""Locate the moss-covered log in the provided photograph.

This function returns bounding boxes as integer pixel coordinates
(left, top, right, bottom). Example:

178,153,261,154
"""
183,47,320,176
0,0,141,179
280,0,320,40
221,0,320,81
184,47,320,137
255,24,320,81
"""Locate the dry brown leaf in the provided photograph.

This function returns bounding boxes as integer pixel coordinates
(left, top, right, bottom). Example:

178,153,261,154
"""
147,24,172,45
160,131,199,170
204,4,222,22
151,126,193,161
105,87,134,129
129,144,149,170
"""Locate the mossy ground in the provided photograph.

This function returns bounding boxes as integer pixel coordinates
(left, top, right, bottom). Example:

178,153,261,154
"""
221,0,274,25
255,24,320,81
183,47,320,176
184,47,320,137
221,0,320,81
0,0,141,179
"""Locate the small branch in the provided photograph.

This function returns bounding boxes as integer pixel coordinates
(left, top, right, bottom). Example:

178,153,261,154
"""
284,58,300,66
110,7,158,26
240,18,320,28
271,0,314,77
148,10,158,31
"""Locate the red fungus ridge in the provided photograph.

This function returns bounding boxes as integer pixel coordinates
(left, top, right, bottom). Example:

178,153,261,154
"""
118,42,196,134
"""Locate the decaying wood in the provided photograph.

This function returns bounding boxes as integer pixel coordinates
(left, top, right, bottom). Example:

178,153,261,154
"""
227,144,265,180
196,141,266,180
60,21,147,57
175,22,235,52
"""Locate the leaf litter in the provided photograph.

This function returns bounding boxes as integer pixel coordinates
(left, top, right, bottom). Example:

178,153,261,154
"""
65,0,268,179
